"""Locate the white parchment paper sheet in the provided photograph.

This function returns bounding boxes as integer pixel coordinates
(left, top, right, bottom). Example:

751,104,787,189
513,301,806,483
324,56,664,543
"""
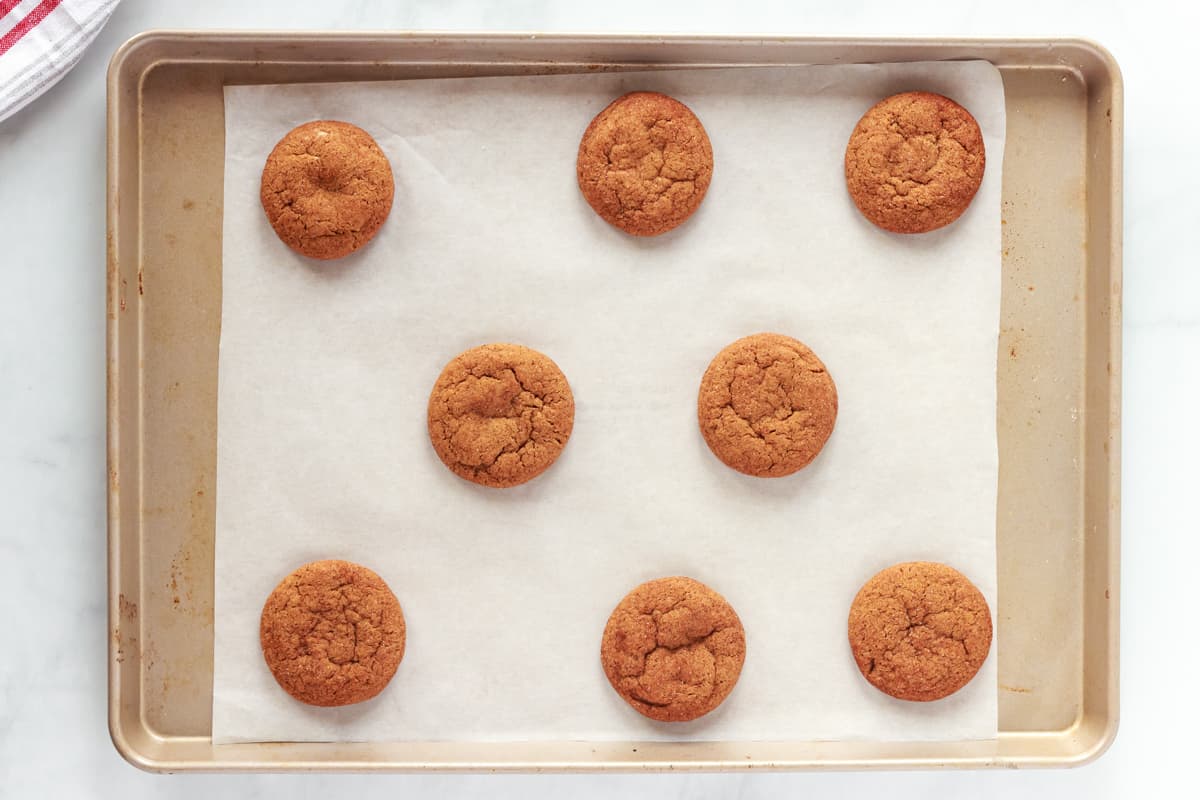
214,61,1004,744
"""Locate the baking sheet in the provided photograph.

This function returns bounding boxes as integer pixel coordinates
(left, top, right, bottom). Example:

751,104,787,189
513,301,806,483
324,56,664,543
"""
212,61,1004,744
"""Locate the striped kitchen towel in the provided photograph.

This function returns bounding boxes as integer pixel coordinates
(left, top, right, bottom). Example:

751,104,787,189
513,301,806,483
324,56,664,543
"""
0,0,119,124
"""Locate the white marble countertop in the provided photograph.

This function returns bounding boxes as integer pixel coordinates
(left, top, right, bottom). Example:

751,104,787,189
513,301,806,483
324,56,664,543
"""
1,0,1192,796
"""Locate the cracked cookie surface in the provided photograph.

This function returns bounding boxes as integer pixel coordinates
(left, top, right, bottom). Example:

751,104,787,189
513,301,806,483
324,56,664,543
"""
576,91,713,236
260,120,394,259
847,561,992,702
697,333,837,478
601,576,746,722
427,343,575,488
844,91,985,234
260,559,406,707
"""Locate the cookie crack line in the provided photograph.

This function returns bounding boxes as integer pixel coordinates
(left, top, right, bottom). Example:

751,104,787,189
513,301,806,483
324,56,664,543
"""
628,693,674,708
600,126,701,212
717,373,817,440
875,116,969,189
620,609,727,681
871,618,972,665
459,426,543,474
441,367,550,412
274,579,388,669
269,191,367,238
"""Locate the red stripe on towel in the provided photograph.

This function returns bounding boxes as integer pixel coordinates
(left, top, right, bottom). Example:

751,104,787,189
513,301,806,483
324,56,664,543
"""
0,0,62,57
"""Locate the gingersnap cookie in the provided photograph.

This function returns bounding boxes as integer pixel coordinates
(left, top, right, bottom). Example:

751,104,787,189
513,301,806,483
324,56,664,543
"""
601,576,746,722
576,91,713,236
427,343,575,488
844,91,985,234
260,559,406,707
697,333,838,478
848,561,993,702
260,120,394,259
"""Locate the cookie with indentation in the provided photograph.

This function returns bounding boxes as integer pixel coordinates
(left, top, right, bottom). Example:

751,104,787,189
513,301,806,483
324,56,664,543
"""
427,343,575,488
697,332,838,477
844,91,985,234
260,559,406,707
601,576,746,722
848,561,993,702
260,120,394,259
577,91,713,236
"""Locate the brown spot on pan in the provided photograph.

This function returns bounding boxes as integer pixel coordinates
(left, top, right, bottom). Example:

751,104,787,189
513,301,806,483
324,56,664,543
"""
113,596,138,665
119,593,138,620
106,231,118,320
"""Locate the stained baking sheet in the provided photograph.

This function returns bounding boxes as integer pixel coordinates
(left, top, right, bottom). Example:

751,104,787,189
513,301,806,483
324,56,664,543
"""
212,62,1003,744
107,32,1121,772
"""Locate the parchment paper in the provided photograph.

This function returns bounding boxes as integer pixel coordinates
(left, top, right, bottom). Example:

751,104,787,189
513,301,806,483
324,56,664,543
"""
214,61,1004,744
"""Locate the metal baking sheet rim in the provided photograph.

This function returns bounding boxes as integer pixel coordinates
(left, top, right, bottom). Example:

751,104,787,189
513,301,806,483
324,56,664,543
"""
106,31,1122,773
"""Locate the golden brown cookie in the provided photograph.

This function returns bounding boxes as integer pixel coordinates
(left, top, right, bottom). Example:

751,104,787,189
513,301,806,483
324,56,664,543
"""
847,561,993,702
260,120,394,259
260,559,406,707
601,576,746,722
844,91,985,234
576,91,713,236
427,343,575,488
697,333,838,478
